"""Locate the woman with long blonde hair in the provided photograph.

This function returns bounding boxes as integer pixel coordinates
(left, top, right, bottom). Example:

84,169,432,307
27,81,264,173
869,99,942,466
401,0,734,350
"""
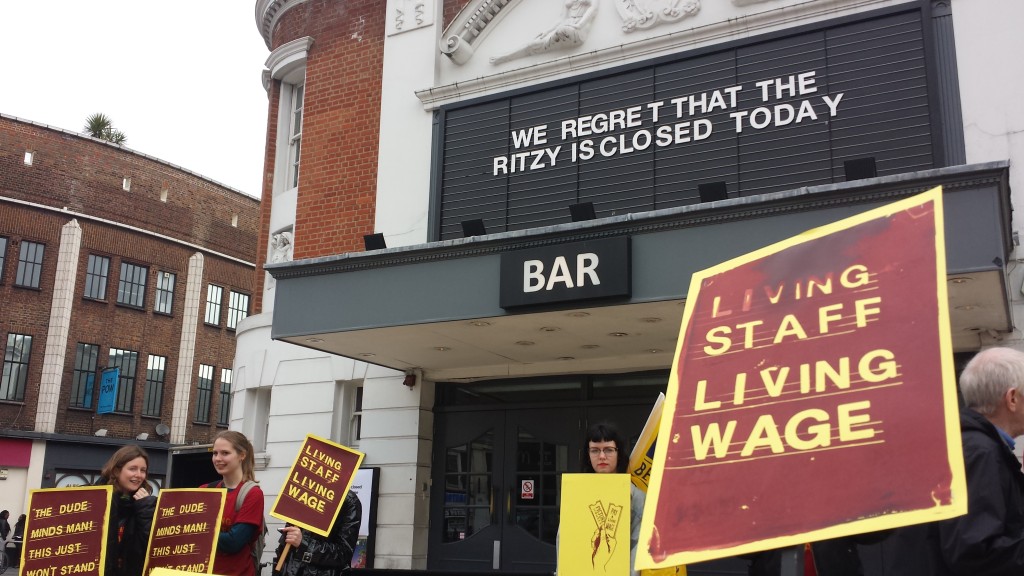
203,431,264,576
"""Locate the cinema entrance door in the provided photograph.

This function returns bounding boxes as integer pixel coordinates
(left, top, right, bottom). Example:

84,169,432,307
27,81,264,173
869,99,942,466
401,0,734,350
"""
427,374,664,572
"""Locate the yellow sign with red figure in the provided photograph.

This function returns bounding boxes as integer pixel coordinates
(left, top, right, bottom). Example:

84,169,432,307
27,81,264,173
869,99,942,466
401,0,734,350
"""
638,187,966,568
270,434,364,536
559,474,631,576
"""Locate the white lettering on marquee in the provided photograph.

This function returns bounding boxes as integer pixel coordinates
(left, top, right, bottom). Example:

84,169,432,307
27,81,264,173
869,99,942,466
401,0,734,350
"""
491,70,846,176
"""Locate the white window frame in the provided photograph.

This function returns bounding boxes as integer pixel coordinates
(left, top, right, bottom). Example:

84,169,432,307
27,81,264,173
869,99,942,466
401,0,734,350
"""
205,284,223,326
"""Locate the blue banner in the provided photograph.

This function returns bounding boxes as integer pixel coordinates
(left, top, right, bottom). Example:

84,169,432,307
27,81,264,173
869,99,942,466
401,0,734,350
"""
97,367,120,414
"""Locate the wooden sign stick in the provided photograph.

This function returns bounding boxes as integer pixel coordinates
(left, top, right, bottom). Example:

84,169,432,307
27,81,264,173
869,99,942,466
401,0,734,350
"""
275,543,292,571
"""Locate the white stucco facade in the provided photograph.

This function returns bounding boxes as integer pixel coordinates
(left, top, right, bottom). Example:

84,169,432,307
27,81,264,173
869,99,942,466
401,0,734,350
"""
238,0,1024,569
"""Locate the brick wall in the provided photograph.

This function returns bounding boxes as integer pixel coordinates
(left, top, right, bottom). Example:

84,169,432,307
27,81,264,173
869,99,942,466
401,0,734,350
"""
0,115,259,263
254,82,280,314
0,117,259,443
443,0,473,28
270,0,386,261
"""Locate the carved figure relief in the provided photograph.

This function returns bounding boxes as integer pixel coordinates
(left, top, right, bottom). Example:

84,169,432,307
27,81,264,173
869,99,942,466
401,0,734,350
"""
270,231,294,263
490,0,598,65
615,0,700,32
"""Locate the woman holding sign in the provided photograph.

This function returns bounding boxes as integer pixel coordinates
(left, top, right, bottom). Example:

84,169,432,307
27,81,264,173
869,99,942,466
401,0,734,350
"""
100,445,157,576
557,422,646,576
203,431,266,576
582,422,645,576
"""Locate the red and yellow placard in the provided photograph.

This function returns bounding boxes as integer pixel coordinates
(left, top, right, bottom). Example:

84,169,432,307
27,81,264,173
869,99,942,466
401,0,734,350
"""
21,486,112,576
638,187,966,568
143,489,225,574
559,474,631,576
270,434,364,535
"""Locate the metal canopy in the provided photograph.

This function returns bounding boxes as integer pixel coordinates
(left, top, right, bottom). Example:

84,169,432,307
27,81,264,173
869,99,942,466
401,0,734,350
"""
269,162,1012,382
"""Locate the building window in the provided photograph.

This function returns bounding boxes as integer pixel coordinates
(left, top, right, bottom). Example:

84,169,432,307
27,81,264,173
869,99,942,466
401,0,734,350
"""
0,237,7,283
218,368,232,425
24,150,34,166
154,271,176,314
288,84,304,188
84,255,110,300
117,262,148,308
195,364,214,423
227,291,250,330
351,385,363,443
16,241,44,288
108,348,139,412
143,355,166,417
70,343,99,408
205,285,223,325
0,333,33,402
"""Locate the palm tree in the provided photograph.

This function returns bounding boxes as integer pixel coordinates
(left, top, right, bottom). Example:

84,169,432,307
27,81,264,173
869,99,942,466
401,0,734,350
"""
83,113,127,145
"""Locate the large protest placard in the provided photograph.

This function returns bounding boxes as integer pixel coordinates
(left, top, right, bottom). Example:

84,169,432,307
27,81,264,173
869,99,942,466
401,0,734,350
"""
270,434,364,535
559,474,631,576
143,489,225,574
637,187,966,568
21,486,111,576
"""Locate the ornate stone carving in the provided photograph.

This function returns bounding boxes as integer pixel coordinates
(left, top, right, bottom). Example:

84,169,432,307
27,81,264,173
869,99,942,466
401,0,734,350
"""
270,231,294,263
732,0,817,5
616,0,700,32
440,0,515,65
490,0,598,65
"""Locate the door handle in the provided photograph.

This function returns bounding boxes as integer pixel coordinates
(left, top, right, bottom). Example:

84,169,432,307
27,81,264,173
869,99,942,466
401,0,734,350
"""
507,487,512,524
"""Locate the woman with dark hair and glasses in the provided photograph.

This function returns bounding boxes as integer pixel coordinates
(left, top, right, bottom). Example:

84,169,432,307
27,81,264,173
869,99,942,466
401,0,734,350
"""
575,421,645,576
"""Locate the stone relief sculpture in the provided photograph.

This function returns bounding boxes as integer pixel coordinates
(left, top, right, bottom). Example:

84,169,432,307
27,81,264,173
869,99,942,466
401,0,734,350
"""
732,0,813,4
270,231,294,263
615,0,700,32
489,0,598,65
440,0,515,65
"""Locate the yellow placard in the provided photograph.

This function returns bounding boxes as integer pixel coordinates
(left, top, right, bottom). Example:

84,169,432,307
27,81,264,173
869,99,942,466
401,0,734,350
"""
628,393,665,492
152,568,227,576
559,474,631,575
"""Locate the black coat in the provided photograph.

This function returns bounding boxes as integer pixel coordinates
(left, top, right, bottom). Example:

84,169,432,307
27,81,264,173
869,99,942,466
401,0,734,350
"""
273,491,362,576
105,491,157,576
747,532,889,576
883,408,1024,575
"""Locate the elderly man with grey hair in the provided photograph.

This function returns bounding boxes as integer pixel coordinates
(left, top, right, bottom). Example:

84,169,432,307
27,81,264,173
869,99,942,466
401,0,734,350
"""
885,346,1024,575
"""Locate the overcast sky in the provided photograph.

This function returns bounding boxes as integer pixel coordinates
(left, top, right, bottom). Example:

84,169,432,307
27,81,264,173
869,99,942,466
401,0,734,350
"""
1,1,270,197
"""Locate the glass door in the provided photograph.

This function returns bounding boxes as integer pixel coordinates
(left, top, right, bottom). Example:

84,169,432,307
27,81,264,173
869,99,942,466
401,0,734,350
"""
429,408,580,571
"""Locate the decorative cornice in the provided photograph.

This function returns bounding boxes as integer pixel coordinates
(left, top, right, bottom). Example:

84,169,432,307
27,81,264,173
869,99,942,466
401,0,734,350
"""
418,0,903,109
255,0,312,49
267,161,1009,280
263,36,314,91
439,0,520,65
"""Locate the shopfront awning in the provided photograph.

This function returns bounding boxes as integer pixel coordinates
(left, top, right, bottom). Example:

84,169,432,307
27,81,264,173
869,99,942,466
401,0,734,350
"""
268,162,1012,382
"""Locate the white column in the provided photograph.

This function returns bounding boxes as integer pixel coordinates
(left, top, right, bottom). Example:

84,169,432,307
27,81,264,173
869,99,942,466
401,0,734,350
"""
171,252,205,444
35,219,82,433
